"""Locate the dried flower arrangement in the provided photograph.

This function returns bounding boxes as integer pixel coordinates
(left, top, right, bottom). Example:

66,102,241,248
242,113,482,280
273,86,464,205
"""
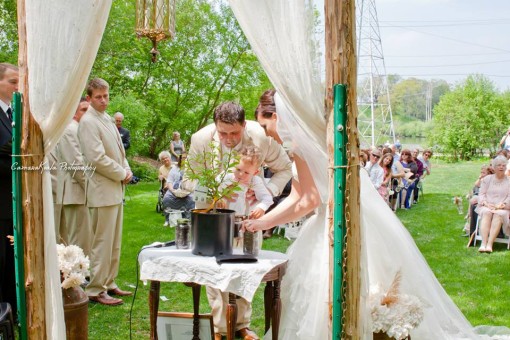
370,271,426,340
57,244,90,289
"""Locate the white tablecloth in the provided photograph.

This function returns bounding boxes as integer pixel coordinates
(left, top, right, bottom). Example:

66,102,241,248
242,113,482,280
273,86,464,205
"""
139,246,288,302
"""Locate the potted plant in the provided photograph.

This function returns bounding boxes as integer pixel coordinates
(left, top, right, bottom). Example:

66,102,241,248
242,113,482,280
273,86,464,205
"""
57,244,90,340
185,142,242,256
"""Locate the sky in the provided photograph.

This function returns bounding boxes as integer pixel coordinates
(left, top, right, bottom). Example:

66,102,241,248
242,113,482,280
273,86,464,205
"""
370,0,510,90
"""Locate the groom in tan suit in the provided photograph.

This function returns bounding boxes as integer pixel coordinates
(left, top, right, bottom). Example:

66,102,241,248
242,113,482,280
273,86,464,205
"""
186,102,292,340
78,78,133,306
57,98,91,255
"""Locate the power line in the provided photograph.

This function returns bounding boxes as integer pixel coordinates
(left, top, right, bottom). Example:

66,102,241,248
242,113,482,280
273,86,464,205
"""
386,59,510,68
380,18,510,23
380,22,510,28
382,26,510,54
394,73,510,78
386,52,510,58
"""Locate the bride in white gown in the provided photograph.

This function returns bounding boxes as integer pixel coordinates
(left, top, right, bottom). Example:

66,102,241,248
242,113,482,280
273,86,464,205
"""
230,0,510,338
244,90,510,339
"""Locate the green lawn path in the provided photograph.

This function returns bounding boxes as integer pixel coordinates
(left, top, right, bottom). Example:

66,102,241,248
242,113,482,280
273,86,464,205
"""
88,159,510,339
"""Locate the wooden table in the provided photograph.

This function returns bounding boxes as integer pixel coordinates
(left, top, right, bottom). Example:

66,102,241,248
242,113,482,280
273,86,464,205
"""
139,247,288,340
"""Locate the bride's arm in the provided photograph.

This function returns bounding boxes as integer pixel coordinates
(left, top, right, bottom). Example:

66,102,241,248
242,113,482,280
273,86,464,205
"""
244,155,321,231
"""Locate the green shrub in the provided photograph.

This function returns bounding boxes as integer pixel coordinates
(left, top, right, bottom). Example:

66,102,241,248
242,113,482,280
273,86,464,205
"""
128,158,158,181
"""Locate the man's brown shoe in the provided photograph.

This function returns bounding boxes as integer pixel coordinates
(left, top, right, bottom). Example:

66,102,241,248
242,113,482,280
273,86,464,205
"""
89,292,123,306
214,333,223,340
235,327,259,340
107,287,133,297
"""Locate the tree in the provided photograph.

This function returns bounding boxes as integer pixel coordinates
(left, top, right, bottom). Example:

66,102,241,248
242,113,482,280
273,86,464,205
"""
0,0,18,63
429,74,506,160
92,0,271,157
1,0,272,158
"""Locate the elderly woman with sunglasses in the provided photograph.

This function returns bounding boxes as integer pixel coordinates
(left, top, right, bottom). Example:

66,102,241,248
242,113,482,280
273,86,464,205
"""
364,148,384,191
475,155,510,253
399,149,418,209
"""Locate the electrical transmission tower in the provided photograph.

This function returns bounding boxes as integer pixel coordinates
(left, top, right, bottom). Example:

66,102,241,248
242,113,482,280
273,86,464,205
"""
356,0,395,148
425,81,433,122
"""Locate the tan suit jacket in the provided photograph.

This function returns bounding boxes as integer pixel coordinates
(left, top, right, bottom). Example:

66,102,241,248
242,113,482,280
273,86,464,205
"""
57,120,87,205
78,107,129,207
48,146,66,242
187,121,292,196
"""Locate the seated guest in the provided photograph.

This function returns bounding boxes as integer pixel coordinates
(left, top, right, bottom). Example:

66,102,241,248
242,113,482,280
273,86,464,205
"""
475,156,510,253
162,154,194,225
158,151,172,185
466,165,493,239
389,152,406,212
364,148,384,191
418,149,433,179
389,143,400,163
411,148,424,204
399,149,418,209
359,150,368,167
378,153,393,204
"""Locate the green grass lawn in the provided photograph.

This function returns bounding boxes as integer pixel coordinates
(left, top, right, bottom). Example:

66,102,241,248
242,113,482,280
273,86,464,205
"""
88,159,510,339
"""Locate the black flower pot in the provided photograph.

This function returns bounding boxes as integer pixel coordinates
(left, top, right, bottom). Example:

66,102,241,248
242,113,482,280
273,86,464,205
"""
191,209,235,256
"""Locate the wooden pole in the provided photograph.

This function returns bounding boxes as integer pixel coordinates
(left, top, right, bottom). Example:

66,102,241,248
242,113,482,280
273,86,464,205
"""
17,0,47,338
325,0,361,338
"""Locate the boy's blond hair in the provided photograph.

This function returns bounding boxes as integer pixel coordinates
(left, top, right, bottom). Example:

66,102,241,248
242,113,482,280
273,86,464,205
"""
239,145,262,167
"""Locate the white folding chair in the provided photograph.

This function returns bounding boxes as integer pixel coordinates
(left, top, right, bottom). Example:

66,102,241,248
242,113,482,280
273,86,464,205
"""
471,215,510,250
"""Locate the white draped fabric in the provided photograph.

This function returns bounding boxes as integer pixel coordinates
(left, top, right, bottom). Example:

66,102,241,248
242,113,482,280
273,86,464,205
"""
228,0,325,147
24,0,112,337
229,0,510,339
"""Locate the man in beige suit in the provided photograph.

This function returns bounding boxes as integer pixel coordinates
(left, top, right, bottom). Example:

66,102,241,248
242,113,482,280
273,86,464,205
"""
187,102,292,340
49,145,66,243
56,98,91,255
78,78,133,306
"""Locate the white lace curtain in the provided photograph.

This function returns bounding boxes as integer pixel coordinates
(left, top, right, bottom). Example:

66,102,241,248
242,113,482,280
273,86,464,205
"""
24,0,112,337
228,0,326,146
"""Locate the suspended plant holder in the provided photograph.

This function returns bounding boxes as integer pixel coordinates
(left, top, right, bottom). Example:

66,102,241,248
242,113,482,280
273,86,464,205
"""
135,0,176,62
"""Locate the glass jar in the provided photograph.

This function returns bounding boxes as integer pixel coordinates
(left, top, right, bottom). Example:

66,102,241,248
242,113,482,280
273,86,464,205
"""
233,215,245,249
243,230,261,257
176,218,191,249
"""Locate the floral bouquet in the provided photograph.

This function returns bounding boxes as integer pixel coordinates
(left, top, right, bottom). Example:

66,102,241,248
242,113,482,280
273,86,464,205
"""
57,244,90,289
370,271,426,340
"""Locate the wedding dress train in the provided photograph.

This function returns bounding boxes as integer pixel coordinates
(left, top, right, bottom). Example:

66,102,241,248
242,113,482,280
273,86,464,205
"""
270,169,510,339
269,94,509,339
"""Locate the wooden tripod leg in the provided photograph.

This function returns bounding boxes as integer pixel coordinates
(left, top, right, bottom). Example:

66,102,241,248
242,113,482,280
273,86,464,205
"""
272,280,282,340
191,284,201,340
226,293,237,340
264,281,274,333
149,281,161,340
